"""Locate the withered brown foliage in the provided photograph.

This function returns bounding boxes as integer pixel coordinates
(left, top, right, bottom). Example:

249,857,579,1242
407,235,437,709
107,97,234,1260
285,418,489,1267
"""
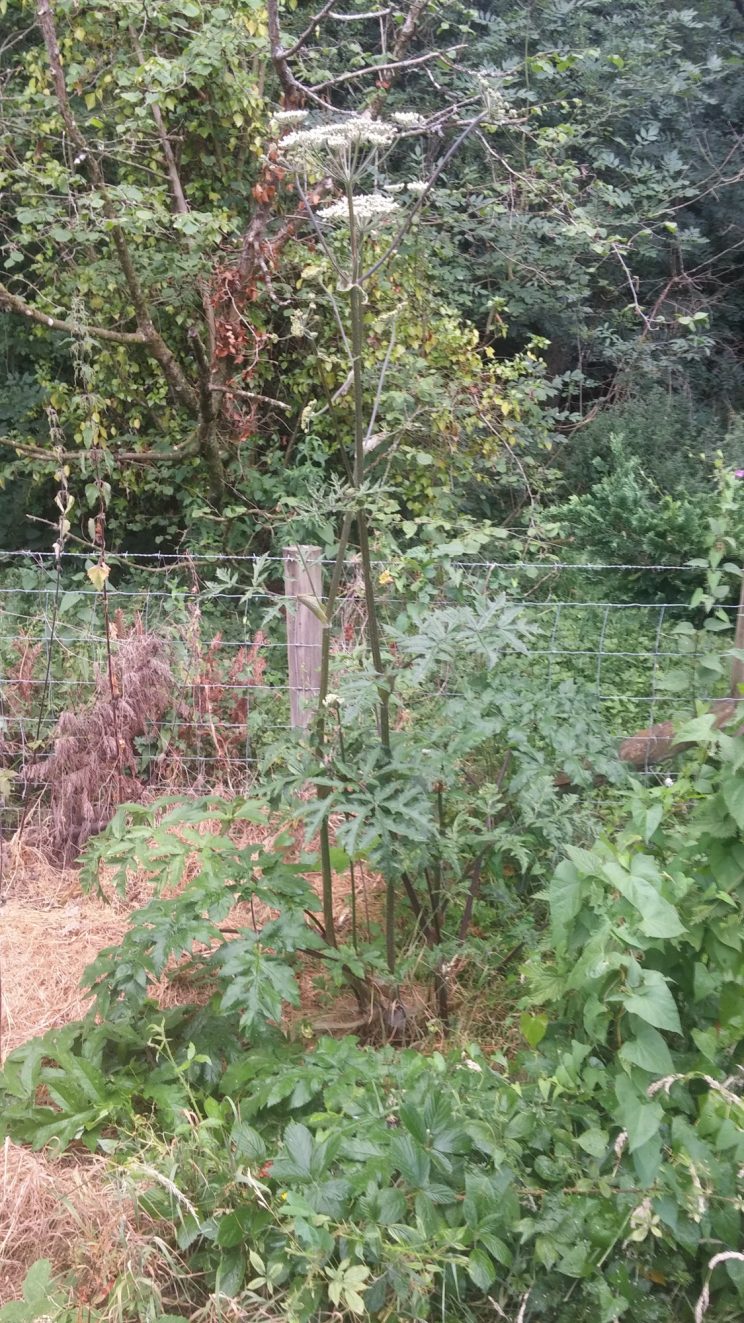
27,631,172,862
167,626,267,785
5,632,43,715
0,632,43,764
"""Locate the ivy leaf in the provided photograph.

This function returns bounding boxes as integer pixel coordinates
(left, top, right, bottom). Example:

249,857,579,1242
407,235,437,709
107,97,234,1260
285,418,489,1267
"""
632,1133,662,1184
577,1127,609,1158
549,860,584,942
520,1012,548,1047
643,804,663,842
602,858,685,939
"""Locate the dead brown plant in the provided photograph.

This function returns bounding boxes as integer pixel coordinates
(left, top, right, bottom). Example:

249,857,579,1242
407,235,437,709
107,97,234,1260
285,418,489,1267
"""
165,623,268,789
26,631,172,862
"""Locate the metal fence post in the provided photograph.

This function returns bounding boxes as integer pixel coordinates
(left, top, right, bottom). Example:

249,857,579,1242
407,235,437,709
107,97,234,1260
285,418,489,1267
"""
283,545,323,730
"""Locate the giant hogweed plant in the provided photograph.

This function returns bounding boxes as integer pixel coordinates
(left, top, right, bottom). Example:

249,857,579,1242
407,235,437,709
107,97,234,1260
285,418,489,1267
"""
253,105,625,1029
8,103,628,1042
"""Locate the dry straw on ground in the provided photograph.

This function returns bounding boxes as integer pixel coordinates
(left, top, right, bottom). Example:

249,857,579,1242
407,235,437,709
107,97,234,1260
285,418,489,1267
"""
0,1140,140,1305
0,842,132,1300
0,814,387,1302
0,883,129,1058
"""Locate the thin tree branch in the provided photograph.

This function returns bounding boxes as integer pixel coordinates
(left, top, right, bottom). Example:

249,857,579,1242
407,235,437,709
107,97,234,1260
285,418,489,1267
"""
311,44,464,94
209,383,291,411
129,27,189,216
129,25,221,393
0,282,146,344
366,0,431,115
457,851,486,943
266,0,307,103
331,7,392,19
611,243,652,333
362,109,489,282
364,316,397,445
284,0,339,58
2,438,199,465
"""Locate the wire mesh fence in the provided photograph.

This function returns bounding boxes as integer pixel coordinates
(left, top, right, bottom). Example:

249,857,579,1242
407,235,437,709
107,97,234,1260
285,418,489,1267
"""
0,547,740,846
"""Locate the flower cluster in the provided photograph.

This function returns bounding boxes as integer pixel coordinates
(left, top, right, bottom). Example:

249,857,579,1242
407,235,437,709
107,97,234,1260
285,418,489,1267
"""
271,109,309,130
475,73,519,122
280,116,396,170
391,111,426,128
317,191,400,227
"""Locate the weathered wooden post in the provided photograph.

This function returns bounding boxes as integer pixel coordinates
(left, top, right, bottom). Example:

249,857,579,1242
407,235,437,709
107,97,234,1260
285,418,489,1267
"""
283,545,323,730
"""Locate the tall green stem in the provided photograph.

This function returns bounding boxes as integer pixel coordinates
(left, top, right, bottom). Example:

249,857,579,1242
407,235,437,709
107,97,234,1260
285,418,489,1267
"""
347,182,395,971
314,511,354,946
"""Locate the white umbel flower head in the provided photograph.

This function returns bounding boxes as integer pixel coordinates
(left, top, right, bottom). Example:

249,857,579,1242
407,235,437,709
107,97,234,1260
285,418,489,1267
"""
391,111,426,128
271,109,309,129
280,115,396,170
318,191,400,228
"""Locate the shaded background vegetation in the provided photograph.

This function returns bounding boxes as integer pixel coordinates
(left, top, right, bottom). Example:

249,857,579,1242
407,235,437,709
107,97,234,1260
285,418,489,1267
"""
0,0,742,568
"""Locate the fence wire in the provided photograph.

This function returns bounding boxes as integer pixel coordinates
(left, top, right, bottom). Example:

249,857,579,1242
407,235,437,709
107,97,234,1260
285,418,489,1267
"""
0,550,739,842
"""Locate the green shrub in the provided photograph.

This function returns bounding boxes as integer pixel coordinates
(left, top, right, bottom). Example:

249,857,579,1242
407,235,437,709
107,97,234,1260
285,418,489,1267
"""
2,718,743,1320
555,391,729,501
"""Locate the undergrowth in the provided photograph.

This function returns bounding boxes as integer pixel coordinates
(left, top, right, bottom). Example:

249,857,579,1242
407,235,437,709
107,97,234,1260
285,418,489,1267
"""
2,705,743,1321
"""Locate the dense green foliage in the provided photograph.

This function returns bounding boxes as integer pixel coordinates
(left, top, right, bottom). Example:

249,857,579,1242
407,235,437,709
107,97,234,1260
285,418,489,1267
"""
1,1,743,1319
0,0,742,553
2,716,743,1320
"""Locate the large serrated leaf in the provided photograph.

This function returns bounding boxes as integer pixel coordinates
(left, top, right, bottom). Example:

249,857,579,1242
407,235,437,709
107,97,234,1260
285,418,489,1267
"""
622,970,681,1034
722,772,744,830
467,1247,496,1290
619,1021,674,1075
282,1120,314,1177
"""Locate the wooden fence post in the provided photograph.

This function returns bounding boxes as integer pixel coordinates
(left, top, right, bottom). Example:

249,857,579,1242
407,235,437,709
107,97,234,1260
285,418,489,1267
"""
283,545,323,730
